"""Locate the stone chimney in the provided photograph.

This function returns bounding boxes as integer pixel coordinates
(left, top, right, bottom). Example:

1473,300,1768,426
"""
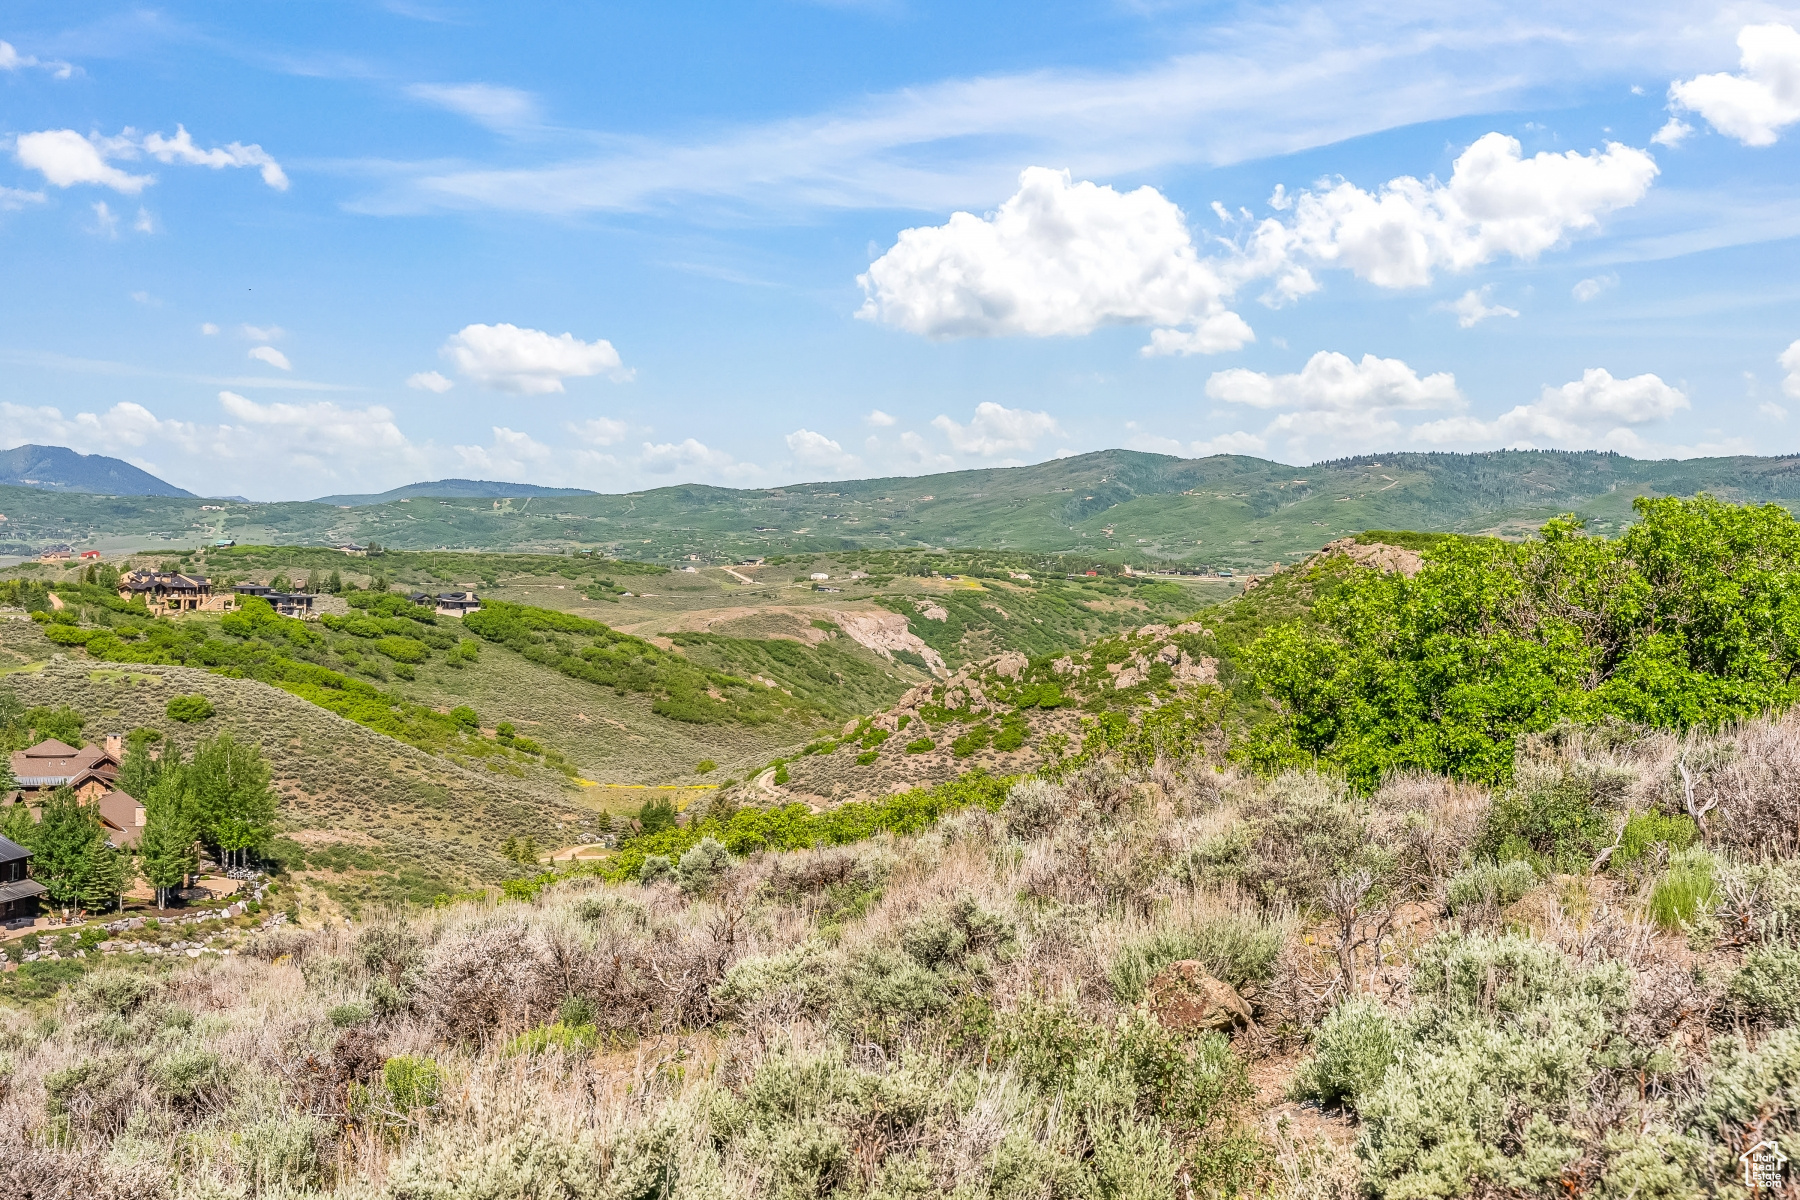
104,733,123,759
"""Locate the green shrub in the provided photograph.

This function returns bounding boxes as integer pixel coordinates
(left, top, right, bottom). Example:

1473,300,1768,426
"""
1108,913,1284,1004
1648,848,1719,932
905,737,935,755
1727,946,1800,1025
329,1001,374,1027
383,1055,443,1111
695,759,717,774
153,1047,230,1109
1292,996,1399,1111
638,855,675,885
73,968,159,1015
507,1021,600,1056
676,836,733,895
1475,765,1617,873
856,750,879,765
1611,809,1698,870
1445,859,1539,914
165,693,215,723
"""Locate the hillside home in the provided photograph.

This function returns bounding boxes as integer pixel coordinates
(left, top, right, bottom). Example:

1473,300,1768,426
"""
0,836,45,922
119,569,232,614
337,543,369,556
7,737,123,807
233,583,316,618
434,591,481,616
80,549,102,561
37,548,71,563
95,789,146,848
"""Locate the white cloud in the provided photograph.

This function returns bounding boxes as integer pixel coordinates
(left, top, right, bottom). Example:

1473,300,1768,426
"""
1781,339,1800,400
240,323,285,341
132,206,154,233
858,166,1251,355
1573,273,1618,301
866,409,897,426
1761,401,1789,421
1264,133,1658,289
1651,118,1693,147
440,323,628,394
91,201,119,237
1444,286,1520,328
1140,314,1259,357
199,323,220,336
569,417,628,445
452,426,556,477
248,346,292,371
0,185,46,210
143,125,288,190
406,370,454,393
0,391,428,498
1669,24,1800,146
931,401,1063,456
0,40,72,78
1205,351,1462,461
1412,367,1688,449
786,428,861,474
1192,430,1269,457
17,130,153,193
406,83,539,132
1207,351,1461,412
639,437,758,480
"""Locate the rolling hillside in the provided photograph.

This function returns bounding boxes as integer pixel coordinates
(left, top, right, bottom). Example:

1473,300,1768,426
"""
10,448,1800,568
0,443,195,498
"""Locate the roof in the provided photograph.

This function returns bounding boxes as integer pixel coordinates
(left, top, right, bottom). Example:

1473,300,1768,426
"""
0,835,29,865
121,569,210,592
96,789,144,846
0,878,46,904
10,739,120,789
437,592,478,601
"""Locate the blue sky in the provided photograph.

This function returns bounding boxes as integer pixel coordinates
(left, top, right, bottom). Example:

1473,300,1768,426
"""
3,1,1800,500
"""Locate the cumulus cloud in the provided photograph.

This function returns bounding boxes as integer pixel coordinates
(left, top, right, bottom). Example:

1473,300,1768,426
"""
248,346,292,371
569,417,628,445
452,426,556,477
1444,286,1519,328
143,125,288,190
0,40,72,78
406,83,539,132
786,428,861,474
1651,118,1693,147
1782,339,1800,400
16,130,153,193
1205,351,1462,461
1192,430,1270,457
1262,134,1657,289
1573,274,1618,302
91,201,119,237
866,409,897,426
1412,368,1688,450
1761,402,1789,421
640,437,757,480
931,402,1063,456
406,370,454,393
240,324,285,341
1669,24,1800,146
200,323,220,335
440,323,628,394
858,166,1252,355
0,184,46,210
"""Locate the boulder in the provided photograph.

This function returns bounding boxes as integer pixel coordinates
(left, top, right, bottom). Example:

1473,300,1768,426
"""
1145,960,1254,1032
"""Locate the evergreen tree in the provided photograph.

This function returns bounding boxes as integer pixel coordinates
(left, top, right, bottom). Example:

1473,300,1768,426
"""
116,732,163,801
78,845,129,915
139,776,197,910
33,787,102,916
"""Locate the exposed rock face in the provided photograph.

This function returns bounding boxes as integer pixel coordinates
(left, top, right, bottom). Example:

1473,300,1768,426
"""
1323,536,1425,577
912,598,949,622
992,651,1028,680
1145,960,1254,1032
828,609,948,678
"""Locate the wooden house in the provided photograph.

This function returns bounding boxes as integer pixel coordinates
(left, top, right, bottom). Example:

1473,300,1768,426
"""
0,836,45,922
8,737,122,807
434,591,481,616
119,569,232,614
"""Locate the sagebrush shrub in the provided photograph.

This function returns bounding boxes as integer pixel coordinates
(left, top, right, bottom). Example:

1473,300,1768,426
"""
1291,995,1398,1111
1108,912,1283,1003
676,836,732,895
1445,859,1538,914
1475,762,1621,873
1726,946,1800,1025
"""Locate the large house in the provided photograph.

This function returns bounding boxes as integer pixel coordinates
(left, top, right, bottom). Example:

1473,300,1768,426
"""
434,591,482,616
233,583,316,618
9,736,122,805
6,738,142,850
0,837,45,922
118,569,232,614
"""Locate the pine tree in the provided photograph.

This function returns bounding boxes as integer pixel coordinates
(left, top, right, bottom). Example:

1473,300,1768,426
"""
33,787,103,916
78,845,129,915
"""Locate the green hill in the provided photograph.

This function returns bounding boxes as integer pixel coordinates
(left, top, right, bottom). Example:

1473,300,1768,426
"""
12,448,1800,568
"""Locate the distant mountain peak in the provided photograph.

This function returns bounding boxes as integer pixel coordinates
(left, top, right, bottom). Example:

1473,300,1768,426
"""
0,445,195,498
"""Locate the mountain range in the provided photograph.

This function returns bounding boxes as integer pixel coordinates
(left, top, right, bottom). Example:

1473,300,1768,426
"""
313,479,599,506
0,444,196,498
7,445,1800,568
